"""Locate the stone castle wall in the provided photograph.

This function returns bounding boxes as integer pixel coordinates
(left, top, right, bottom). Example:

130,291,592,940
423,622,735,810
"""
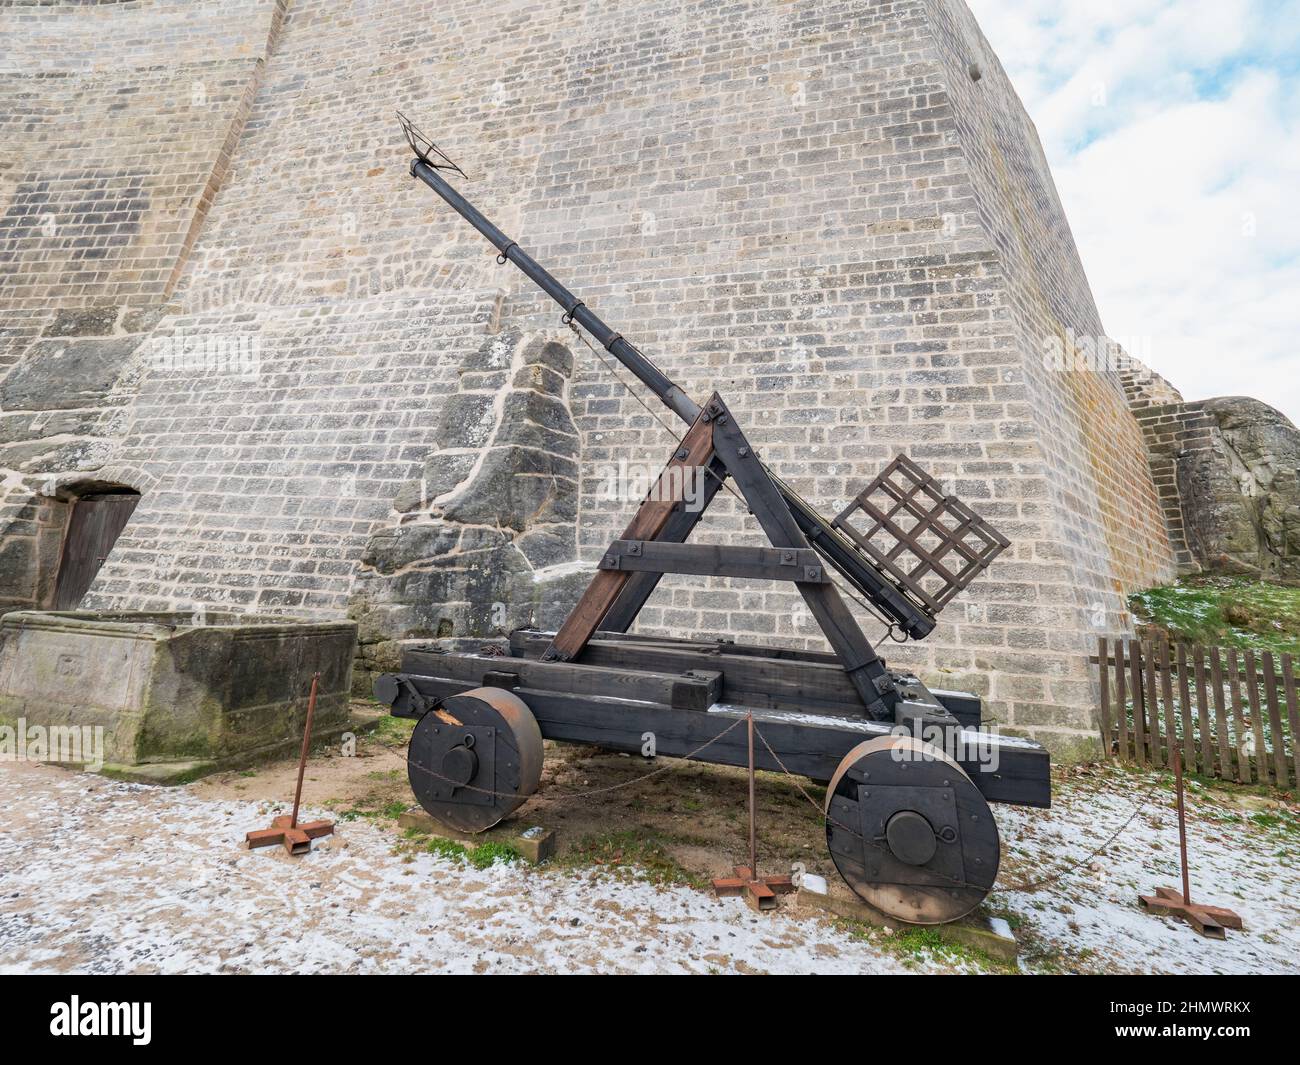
0,0,1180,750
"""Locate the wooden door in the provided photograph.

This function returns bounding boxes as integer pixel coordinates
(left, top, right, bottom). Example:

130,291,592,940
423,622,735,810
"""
52,493,140,609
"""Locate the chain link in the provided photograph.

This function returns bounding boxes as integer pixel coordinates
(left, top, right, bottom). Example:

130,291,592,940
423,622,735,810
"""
404,715,744,803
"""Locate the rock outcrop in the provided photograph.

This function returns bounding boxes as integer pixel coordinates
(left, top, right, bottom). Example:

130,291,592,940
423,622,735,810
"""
1178,398,1300,584
348,330,588,684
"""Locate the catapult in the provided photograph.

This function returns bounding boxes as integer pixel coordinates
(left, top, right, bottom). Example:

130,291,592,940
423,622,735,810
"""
374,115,1051,925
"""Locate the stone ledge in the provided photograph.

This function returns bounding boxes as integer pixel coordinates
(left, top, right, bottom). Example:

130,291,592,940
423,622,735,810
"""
794,887,1019,963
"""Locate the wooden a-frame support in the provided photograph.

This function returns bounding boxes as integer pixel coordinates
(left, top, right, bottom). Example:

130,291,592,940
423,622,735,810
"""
542,393,892,719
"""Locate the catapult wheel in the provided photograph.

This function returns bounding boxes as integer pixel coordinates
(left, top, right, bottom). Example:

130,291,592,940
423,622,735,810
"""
824,735,1000,925
407,686,543,834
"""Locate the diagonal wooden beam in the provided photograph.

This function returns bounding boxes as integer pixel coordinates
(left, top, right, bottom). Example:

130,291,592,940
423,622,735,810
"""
600,454,728,633
543,399,718,662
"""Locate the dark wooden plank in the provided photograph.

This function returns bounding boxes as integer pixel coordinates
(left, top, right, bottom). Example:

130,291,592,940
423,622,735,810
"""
1129,640,1146,767
515,630,884,720
1160,638,1177,768
1097,637,1112,756
1262,652,1289,788
1115,638,1129,760
1226,648,1250,783
401,649,722,710
53,493,140,609
1175,642,1195,773
1244,650,1268,785
590,627,843,665
1210,647,1231,781
386,671,1052,807
1283,653,1300,789
1193,645,1213,776
545,405,716,661
600,540,829,583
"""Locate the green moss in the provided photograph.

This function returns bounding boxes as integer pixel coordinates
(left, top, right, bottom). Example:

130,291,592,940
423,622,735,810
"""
368,715,417,748
426,836,469,861
467,841,521,869
557,829,708,888
830,918,1018,974
1130,576,1300,655
338,799,408,822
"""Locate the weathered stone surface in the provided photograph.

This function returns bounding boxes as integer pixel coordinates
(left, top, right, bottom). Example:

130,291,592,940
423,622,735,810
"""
1178,398,1300,583
42,307,120,338
1,335,144,412
350,329,582,686
0,610,356,774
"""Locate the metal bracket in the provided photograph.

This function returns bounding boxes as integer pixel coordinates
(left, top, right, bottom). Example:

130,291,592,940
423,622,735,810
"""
856,784,966,888
397,111,470,178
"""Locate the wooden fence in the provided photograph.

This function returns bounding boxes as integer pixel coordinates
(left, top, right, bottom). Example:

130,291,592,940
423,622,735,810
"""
1094,636,1299,788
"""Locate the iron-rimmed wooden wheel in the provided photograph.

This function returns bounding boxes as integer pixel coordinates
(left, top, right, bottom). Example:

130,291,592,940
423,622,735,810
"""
407,686,543,834
824,735,1000,924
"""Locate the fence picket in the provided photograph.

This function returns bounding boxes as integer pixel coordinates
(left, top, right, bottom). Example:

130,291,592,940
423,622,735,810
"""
1129,640,1146,767
1282,653,1299,788
1092,636,1294,788
1226,648,1250,783
1145,639,1163,768
1115,639,1129,760
1193,645,1213,776
1098,637,1112,757
1262,652,1289,788
1211,647,1232,781
1176,642,1195,773
1160,639,1178,769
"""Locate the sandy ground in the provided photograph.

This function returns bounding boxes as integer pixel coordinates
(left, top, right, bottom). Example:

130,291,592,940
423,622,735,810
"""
1,714,1297,974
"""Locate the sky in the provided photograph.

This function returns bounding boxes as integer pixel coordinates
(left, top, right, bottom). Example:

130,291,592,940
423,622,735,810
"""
965,0,1300,424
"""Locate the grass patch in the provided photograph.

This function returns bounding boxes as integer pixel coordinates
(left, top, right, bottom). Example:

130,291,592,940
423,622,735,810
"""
1131,576,1300,655
368,715,416,748
557,829,709,888
419,836,519,868
467,841,521,869
831,918,1017,974
426,836,469,861
338,799,408,822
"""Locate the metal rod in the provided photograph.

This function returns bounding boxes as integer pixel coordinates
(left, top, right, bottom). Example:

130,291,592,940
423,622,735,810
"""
1174,747,1191,905
290,672,321,829
747,710,757,877
411,160,700,425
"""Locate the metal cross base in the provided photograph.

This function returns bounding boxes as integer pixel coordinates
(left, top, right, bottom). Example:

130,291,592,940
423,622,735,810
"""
1138,886,1244,940
712,866,796,912
246,814,335,856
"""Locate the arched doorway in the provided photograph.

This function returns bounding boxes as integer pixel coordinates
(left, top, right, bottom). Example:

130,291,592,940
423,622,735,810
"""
51,487,140,609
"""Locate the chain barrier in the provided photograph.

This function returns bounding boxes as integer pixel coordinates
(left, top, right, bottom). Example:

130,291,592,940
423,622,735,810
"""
403,715,744,803
749,719,1166,895
403,318,1170,899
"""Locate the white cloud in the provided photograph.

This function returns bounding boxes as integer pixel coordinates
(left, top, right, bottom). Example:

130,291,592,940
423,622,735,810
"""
967,0,1300,424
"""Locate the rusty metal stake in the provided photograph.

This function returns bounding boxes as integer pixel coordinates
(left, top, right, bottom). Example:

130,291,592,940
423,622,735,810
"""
712,712,795,912
1138,748,1242,938
246,672,335,856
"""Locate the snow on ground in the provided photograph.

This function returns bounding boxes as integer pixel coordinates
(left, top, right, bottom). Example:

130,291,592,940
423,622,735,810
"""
992,767,1300,974
0,760,1295,974
0,761,930,975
